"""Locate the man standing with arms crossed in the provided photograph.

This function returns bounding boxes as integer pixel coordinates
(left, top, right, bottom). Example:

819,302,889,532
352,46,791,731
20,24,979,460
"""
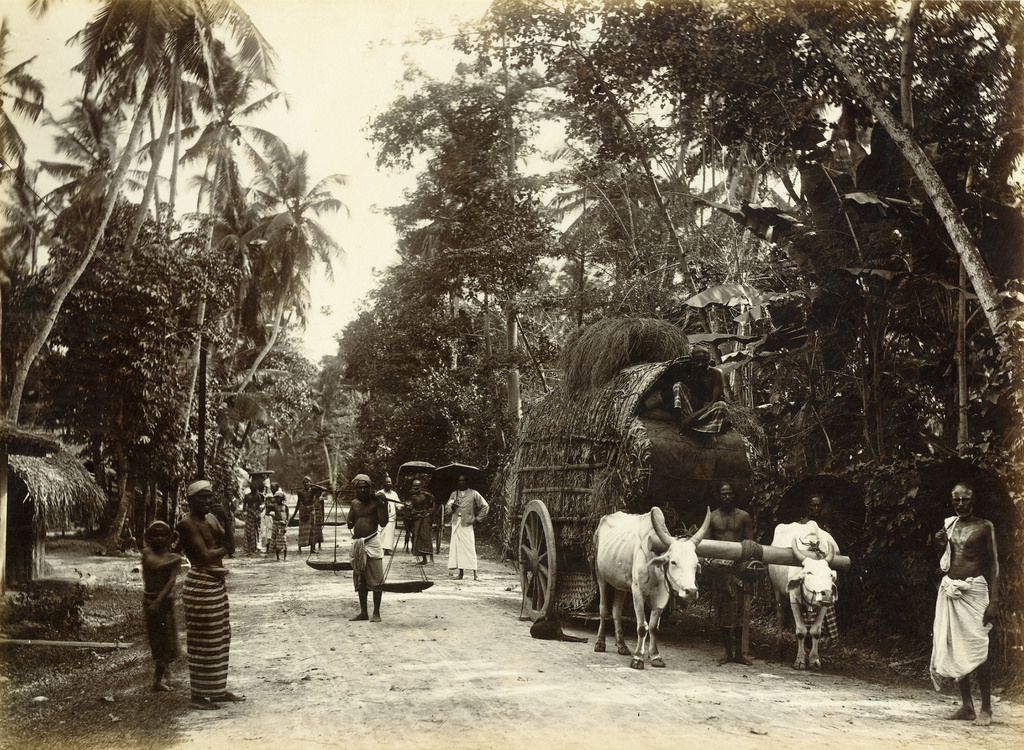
347,474,389,622
931,480,1000,726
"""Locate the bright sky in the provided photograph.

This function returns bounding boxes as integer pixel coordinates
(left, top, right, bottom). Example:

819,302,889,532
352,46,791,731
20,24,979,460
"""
5,0,493,361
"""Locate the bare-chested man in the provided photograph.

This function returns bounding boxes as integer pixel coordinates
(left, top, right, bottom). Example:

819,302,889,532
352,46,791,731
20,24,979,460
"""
709,482,754,665
347,474,390,622
930,480,999,726
672,346,729,435
177,480,245,709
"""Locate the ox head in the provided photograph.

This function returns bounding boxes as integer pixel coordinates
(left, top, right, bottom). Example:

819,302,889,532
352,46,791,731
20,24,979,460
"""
649,507,711,601
788,535,838,607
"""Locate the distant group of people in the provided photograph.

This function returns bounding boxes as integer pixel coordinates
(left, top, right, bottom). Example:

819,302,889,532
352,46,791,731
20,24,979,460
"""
240,474,326,560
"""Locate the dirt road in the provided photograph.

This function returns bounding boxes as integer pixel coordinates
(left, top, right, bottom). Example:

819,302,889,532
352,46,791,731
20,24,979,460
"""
138,540,1019,750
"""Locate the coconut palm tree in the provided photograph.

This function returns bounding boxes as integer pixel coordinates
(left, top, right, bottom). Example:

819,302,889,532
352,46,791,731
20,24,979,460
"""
236,142,348,394
38,96,140,236
0,164,48,274
173,43,286,438
0,17,44,168
7,0,275,424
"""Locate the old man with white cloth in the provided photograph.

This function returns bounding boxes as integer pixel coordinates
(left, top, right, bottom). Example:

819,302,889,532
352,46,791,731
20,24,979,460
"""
929,481,1000,727
445,474,489,580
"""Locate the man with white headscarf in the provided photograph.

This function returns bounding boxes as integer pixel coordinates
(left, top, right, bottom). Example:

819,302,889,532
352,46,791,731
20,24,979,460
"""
347,474,389,621
177,480,246,709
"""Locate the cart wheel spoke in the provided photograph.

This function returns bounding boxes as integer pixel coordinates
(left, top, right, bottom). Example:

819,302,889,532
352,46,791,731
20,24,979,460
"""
518,500,557,622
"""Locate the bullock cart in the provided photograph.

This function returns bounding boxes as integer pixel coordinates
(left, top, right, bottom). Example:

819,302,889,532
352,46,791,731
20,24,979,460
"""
497,359,755,621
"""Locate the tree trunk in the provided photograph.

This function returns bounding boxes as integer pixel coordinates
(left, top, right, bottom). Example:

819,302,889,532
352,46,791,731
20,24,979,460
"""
234,294,287,395
104,430,132,553
956,262,969,450
899,0,921,129
126,93,175,256
506,306,522,422
6,74,159,424
791,11,1006,336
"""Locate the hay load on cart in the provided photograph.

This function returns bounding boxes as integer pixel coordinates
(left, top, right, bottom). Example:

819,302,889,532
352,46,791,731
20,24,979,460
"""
495,319,754,620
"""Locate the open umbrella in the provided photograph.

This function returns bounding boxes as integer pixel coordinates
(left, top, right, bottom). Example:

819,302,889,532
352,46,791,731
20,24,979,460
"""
432,462,486,498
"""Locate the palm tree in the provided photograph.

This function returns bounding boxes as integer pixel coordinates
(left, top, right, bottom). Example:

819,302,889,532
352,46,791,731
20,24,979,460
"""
0,164,48,273
174,44,286,439
7,0,275,424
0,17,44,168
236,142,347,394
38,96,139,236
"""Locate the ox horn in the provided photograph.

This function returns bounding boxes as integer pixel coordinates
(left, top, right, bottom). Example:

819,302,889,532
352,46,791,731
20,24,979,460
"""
690,506,712,546
651,507,674,552
825,545,835,565
791,537,808,563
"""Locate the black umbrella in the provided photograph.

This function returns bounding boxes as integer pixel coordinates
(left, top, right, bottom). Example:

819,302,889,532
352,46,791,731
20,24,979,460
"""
432,462,487,500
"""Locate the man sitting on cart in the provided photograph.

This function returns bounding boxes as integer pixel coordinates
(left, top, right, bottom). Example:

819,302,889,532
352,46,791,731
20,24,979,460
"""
347,474,390,622
672,345,728,435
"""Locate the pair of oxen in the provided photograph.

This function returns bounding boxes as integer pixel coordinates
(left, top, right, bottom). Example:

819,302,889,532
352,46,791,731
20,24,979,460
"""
593,507,841,671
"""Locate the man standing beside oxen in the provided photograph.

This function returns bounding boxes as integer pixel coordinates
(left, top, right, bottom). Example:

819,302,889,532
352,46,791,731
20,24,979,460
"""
930,480,999,727
708,482,754,666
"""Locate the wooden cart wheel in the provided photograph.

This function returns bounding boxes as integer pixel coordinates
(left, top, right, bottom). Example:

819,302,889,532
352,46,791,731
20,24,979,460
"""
519,499,557,621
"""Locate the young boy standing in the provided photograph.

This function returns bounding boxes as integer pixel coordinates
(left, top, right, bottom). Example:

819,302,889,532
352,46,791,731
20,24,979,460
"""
141,521,183,692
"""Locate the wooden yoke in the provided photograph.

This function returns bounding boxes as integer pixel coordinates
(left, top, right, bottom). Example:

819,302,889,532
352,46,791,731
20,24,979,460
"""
695,539,851,572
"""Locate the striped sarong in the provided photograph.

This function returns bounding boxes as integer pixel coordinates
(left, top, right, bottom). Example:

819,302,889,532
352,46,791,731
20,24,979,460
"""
267,520,287,554
673,383,728,434
244,510,261,554
297,509,312,547
182,568,230,699
312,501,325,545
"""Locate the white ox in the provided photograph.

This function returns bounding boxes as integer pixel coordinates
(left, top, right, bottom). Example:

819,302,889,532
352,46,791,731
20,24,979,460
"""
593,506,710,670
767,521,839,670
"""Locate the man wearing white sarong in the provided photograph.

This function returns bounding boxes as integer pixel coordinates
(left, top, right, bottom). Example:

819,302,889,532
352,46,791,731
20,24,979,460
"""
376,475,402,555
445,475,489,580
930,481,999,727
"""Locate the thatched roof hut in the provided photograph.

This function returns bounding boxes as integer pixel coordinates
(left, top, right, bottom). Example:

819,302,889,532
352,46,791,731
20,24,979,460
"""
6,452,107,586
8,453,107,531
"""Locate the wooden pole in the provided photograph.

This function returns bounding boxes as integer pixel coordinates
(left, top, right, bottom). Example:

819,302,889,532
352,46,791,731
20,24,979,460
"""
695,539,851,571
0,639,131,649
